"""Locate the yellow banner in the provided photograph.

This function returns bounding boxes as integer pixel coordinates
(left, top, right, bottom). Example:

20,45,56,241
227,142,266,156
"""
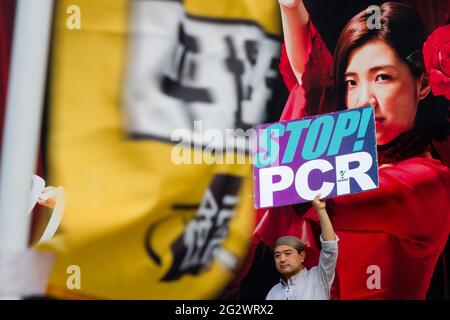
37,0,280,299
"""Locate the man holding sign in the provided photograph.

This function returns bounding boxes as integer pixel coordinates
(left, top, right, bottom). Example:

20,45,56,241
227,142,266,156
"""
267,195,338,300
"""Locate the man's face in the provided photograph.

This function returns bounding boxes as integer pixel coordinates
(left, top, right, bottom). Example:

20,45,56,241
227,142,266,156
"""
274,244,304,279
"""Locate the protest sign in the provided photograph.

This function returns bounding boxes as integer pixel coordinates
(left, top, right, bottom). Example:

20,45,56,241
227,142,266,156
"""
253,106,378,209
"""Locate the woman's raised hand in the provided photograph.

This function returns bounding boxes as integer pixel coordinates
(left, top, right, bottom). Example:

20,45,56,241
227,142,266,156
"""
278,0,309,81
278,0,301,8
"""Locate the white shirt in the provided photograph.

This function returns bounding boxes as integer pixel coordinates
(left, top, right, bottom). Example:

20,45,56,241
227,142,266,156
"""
266,235,339,300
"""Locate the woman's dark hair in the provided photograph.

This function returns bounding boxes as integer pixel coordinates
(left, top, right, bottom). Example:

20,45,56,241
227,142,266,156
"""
333,1,449,142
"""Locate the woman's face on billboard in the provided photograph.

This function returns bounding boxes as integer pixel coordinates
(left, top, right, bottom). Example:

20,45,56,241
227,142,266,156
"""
344,39,429,145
